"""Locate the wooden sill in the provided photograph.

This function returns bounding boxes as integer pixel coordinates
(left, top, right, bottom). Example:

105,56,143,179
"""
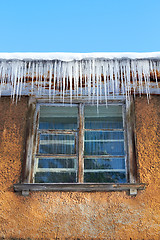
14,183,146,196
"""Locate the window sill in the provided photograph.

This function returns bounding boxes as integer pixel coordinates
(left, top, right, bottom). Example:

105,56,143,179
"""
14,183,146,196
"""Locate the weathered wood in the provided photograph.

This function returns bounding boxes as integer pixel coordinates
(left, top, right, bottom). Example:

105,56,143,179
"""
22,98,36,183
78,104,84,183
84,169,125,173
14,183,146,193
35,154,77,158
31,103,40,183
37,97,126,104
126,96,138,183
84,128,124,132
38,129,77,134
36,168,76,172
84,155,125,159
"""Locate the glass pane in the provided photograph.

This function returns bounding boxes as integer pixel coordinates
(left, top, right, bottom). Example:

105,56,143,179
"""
84,172,126,183
84,158,125,170
35,172,76,183
39,134,75,154
39,106,78,130
85,131,124,140
38,158,75,169
85,105,123,129
84,131,124,155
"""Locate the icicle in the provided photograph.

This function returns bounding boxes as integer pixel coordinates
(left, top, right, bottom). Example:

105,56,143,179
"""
106,62,109,103
62,62,66,103
19,63,23,99
109,60,114,97
157,62,160,91
28,61,31,83
0,62,4,97
123,63,128,101
53,61,57,102
114,60,119,94
39,62,43,95
10,62,14,98
66,62,69,92
12,62,18,101
59,62,63,100
42,63,46,94
24,61,27,88
102,61,107,106
126,60,131,96
96,62,99,108
153,61,158,88
99,61,102,101
16,64,21,102
92,59,95,102
49,63,52,100
68,62,73,105
137,61,143,95
31,62,35,94
131,60,137,97
84,61,87,97
56,61,61,96
120,64,124,96
35,62,38,87
0,58,159,104
79,61,82,97
88,60,92,101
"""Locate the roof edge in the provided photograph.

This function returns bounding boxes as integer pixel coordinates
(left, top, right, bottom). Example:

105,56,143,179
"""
0,52,160,61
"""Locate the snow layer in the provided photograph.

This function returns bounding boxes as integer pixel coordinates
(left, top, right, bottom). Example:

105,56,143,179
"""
0,52,160,61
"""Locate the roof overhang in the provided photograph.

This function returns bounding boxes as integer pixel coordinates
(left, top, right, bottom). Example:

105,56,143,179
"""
0,52,159,103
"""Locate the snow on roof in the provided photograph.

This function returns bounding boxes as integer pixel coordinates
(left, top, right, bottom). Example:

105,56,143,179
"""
0,52,160,61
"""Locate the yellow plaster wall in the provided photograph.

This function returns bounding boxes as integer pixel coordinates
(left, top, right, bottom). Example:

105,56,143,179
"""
0,96,160,240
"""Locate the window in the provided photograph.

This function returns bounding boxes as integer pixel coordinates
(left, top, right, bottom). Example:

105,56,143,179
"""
33,103,127,184
14,98,146,195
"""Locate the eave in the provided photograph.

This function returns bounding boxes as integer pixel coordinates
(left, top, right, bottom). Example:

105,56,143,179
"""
0,52,160,103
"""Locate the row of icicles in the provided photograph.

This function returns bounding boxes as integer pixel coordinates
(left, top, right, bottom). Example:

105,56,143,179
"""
0,59,159,104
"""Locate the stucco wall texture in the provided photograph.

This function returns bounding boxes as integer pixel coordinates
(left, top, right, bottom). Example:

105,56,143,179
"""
0,96,159,240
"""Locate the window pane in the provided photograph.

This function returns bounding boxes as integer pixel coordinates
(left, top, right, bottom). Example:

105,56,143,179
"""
84,158,125,170
85,131,124,140
84,172,126,183
39,106,78,130
84,131,124,155
39,134,76,154
35,172,76,183
85,105,123,129
38,158,75,169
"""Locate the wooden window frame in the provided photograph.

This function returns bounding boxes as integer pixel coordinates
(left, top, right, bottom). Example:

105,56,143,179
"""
14,97,145,196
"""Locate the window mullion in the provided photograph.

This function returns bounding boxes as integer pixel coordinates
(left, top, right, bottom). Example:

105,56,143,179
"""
78,103,84,183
